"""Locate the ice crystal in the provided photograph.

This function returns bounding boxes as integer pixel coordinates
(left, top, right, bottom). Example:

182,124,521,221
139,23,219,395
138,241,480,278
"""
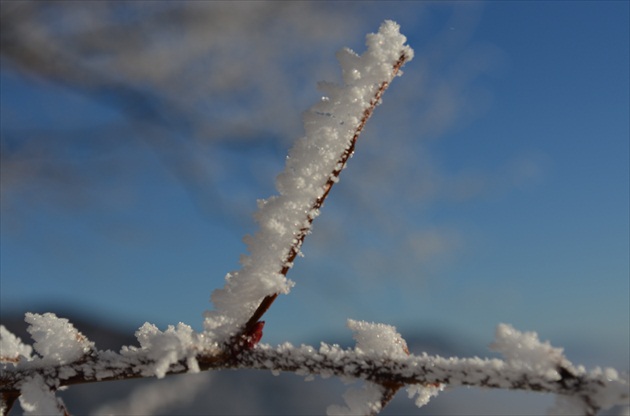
124,322,204,378
25,313,93,365
0,325,33,362
347,319,408,359
490,323,566,379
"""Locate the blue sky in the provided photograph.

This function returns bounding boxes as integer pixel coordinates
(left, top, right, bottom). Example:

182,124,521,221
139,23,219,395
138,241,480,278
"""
1,1,628,371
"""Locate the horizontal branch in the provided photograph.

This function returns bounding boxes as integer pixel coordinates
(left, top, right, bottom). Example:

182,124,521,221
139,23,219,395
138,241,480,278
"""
2,343,627,414
241,345,628,411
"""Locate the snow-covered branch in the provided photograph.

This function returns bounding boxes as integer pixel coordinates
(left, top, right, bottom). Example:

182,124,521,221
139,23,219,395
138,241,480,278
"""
1,20,627,416
204,20,413,347
2,322,627,415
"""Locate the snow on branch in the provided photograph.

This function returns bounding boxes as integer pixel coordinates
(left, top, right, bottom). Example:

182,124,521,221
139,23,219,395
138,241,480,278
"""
1,314,94,415
24,313,94,366
1,20,627,416
327,320,412,415
240,323,628,415
0,326,32,364
1,323,627,415
203,20,414,344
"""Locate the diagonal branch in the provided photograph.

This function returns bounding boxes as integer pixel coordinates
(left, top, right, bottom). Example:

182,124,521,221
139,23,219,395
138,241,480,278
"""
202,20,415,350
239,53,410,344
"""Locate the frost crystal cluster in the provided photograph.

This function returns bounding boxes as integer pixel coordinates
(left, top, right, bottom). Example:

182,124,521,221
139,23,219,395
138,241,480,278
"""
125,322,202,378
24,313,94,366
347,319,409,359
490,323,568,379
0,326,32,363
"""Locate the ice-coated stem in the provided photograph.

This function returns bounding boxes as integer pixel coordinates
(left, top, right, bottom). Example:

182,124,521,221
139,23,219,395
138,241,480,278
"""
239,52,411,345
204,20,415,347
2,339,627,414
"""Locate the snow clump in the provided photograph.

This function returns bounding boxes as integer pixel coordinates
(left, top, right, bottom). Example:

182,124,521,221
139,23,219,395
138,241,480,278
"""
0,325,33,362
124,322,206,379
347,319,408,359
490,323,567,379
25,313,94,365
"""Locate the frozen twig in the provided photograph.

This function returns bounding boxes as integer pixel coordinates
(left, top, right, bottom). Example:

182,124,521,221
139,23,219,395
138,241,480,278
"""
2,324,627,415
203,20,414,349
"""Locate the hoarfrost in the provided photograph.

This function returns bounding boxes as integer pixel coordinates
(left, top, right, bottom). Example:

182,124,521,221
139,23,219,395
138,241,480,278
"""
347,319,408,359
0,325,33,362
127,322,203,379
204,20,413,341
326,319,413,414
25,313,93,365
406,383,444,408
490,323,566,379
19,374,65,416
